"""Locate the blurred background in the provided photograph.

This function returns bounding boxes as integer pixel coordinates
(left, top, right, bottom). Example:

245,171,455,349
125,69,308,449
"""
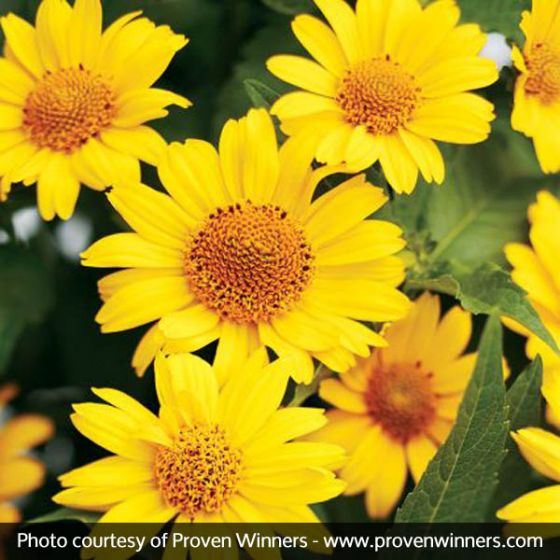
0,0,550,523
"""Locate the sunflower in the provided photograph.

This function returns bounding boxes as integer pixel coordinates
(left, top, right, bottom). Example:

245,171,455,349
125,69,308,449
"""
307,293,479,518
511,0,560,173
0,384,54,522
505,190,560,426
0,0,190,221
266,0,498,195
497,385,560,522
81,108,411,384
53,350,346,544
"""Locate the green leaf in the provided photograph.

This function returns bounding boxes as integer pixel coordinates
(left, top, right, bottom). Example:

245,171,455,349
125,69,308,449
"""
260,0,313,15
396,316,509,522
457,0,529,38
28,508,100,525
408,262,559,354
0,244,54,373
491,357,543,514
243,78,281,109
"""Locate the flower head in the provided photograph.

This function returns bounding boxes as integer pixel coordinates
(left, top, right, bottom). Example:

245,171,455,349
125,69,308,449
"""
0,0,190,220
0,384,54,522
82,108,410,383
505,190,560,426
53,350,346,529
512,0,560,172
267,0,498,194
308,293,477,518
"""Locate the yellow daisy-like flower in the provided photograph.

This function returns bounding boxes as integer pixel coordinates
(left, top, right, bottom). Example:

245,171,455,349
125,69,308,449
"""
0,384,54,522
308,293,477,518
505,190,560,425
497,381,560,522
53,350,346,533
266,0,498,194
0,0,190,221
81,108,411,384
511,0,560,173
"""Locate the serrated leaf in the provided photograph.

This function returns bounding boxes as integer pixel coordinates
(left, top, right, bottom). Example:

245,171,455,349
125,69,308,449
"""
28,507,100,525
261,0,313,15
491,357,543,513
458,0,529,38
244,78,281,109
408,262,559,354
396,316,509,522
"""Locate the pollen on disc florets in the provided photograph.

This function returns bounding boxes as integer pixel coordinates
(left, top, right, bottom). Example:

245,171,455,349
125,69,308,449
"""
184,201,315,324
23,67,117,153
524,43,560,104
336,56,421,136
154,424,243,519
365,362,436,443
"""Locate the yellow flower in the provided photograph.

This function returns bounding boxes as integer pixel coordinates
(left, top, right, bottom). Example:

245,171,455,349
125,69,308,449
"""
505,190,560,426
511,0,560,173
0,0,190,221
82,108,411,384
0,384,54,522
267,0,498,194
53,350,346,532
308,293,477,518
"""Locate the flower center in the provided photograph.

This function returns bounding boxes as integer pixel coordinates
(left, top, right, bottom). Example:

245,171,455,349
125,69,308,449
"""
23,67,117,153
184,201,315,324
365,362,436,443
524,43,560,104
154,424,243,520
336,56,420,135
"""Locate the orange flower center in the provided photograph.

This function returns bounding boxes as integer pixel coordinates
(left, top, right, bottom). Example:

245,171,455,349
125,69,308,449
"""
524,43,560,104
184,201,315,324
154,424,242,520
23,67,117,153
336,56,420,135
365,362,436,443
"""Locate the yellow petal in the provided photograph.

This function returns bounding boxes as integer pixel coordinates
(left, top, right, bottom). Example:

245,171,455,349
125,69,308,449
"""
398,128,445,184
213,322,259,385
407,94,495,144
101,126,167,166
340,424,384,494
159,304,220,340
291,14,347,76
0,458,45,501
82,233,183,269
267,55,338,97
497,485,560,522
0,415,53,458
513,428,560,482
96,276,194,332
319,378,367,413
108,183,192,249
379,133,419,194
314,0,360,64
364,430,407,519
304,178,387,246
406,435,437,484
1,14,45,77
67,0,102,68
